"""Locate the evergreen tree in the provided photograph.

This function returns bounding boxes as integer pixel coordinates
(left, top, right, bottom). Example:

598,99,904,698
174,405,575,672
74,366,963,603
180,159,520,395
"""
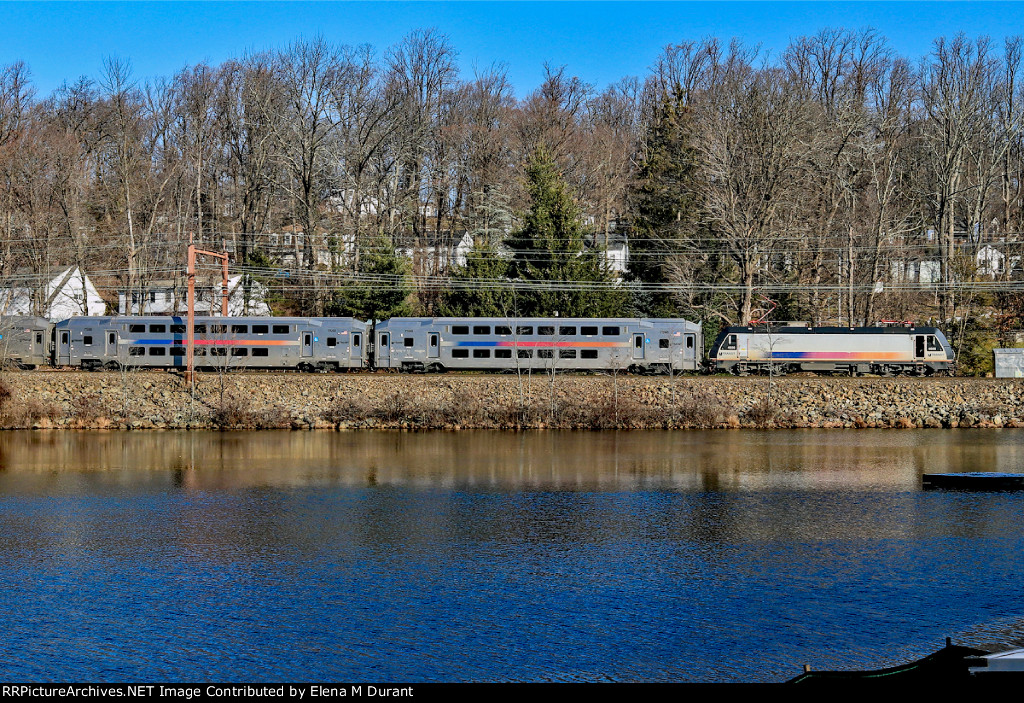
326,238,413,322
506,146,627,317
628,93,700,316
440,241,517,316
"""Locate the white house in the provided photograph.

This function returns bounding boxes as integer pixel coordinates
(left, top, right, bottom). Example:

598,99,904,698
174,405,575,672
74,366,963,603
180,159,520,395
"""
117,275,271,316
0,267,106,320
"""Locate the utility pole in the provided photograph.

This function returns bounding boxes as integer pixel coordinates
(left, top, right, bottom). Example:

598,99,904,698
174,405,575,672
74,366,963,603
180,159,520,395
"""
186,231,230,382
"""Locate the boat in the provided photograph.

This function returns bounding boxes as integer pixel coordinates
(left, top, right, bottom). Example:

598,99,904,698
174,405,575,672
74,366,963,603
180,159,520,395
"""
788,639,989,683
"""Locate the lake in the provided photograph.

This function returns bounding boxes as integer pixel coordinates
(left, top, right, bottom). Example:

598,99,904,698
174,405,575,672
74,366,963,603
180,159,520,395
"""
1,429,1022,682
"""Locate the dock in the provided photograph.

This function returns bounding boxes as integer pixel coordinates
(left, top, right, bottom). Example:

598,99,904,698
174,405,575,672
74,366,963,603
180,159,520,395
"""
922,472,1024,490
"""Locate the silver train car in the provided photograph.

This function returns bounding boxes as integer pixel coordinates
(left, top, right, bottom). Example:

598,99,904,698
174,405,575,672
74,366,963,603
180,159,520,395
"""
54,316,368,371
374,317,704,373
0,316,54,369
708,324,955,376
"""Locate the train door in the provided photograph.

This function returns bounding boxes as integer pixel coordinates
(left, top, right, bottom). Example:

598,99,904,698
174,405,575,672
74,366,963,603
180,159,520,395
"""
914,335,926,360
58,329,71,365
428,332,439,359
302,332,313,357
685,333,697,367
633,333,645,360
350,331,362,364
105,330,118,360
377,332,391,367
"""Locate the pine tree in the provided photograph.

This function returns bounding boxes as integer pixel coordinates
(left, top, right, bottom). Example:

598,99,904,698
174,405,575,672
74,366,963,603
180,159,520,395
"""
506,146,627,317
628,94,700,316
440,242,516,316
326,238,413,322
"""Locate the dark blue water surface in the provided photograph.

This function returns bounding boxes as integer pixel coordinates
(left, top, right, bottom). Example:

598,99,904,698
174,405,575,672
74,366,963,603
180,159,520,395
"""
1,430,1024,682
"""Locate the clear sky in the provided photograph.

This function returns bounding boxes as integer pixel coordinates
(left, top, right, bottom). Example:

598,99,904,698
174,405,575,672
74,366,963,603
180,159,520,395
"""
3,1,1023,98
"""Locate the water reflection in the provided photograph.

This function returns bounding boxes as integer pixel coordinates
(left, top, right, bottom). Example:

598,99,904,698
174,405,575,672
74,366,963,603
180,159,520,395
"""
1,430,1023,682
3,429,1024,493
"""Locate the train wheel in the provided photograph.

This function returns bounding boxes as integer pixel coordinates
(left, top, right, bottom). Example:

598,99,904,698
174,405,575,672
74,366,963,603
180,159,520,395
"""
297,363,315,373
104,361,121,371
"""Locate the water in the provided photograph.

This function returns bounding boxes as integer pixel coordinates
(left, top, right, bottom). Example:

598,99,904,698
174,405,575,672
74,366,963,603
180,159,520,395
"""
1,430,1024,682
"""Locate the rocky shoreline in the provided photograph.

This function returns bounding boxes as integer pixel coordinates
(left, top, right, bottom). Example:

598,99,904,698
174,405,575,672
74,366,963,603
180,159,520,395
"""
2,371,1024,430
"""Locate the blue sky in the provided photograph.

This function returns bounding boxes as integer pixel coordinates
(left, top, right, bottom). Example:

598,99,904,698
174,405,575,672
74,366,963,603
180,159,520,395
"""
3,1,1022,98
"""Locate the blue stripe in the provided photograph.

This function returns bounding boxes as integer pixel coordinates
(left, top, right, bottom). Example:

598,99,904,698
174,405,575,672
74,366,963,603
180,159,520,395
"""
456,341,499,347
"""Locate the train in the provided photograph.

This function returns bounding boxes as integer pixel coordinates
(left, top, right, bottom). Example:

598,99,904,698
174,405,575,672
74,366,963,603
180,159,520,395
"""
0,314,956,376
708,323,955,376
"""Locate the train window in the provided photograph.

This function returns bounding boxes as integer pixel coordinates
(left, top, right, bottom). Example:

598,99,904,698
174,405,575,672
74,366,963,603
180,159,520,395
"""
538,326,554,336
581,350,598,359
429,335,438,348
451,349,469,358
327,337,337,347
602,326,620,336
538,349,553,358
149,324,166,333
516,326,533,335
211,325,227,334
403,338,413,347
635,336,643,349
231,325,247,334
722,335,737,351
252,348,269,357
581,326,598,335
494,349,512,359
109,333,116,345
129,347,145,356
253,325,269,334
559,349,577,359
452,326,469,335
211,348,227,357
83,336,93,346
169,347,185,357
231,348,248,356
472,349,490,358
473,325,490,335
353,334,361,348
273,325,289,334
61,332,69,345
194,325,207,334
194,349,207,357
517,350,533,358
927,335,942,352
36,333,43,344
686,337,694,349
660,339,670,349
495,326,512,335
169,324,184,334
380,334,389,348
559,326,576,336
129,324,145,333
149,347,166,356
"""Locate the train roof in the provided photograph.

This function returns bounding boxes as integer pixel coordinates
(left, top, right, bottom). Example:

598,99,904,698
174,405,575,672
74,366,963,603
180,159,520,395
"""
0,316,52,328
55,315,364,326
380,316,701,328
715,325,946,336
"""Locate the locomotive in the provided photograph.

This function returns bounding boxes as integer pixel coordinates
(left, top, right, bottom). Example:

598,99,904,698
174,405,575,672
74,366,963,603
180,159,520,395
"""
1,314,956,376
708,323,955,376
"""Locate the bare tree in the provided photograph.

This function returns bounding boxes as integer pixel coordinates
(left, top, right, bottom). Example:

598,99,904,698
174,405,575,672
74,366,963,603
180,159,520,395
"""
694,43,807,323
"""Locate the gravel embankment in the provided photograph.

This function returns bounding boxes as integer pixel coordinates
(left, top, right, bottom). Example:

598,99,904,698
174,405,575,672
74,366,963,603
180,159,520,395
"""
2,371,1023,430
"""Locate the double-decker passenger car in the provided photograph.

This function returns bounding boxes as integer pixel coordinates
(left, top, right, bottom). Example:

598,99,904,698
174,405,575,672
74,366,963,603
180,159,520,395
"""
374,317,703,373
54,316,368,371
0,316,54,369
708,323,955,376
